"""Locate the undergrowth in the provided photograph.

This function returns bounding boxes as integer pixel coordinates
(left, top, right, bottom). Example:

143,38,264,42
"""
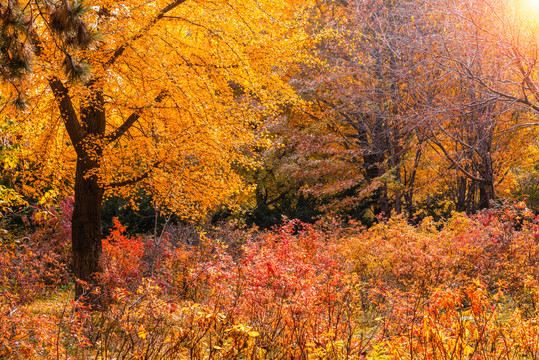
2,202,539,359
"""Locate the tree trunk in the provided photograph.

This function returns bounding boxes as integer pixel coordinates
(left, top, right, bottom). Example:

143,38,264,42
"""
72,91,106,304
466,181,476,213
405,146,422,221
394,191,402,215
478,150,495,209
478,181,494,209
72,157,104,302
49,78,107,305
456,176,467,212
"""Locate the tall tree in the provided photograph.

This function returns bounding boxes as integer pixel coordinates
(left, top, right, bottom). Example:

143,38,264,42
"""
289,0,442,220
0,0,309,300
421,0,537,211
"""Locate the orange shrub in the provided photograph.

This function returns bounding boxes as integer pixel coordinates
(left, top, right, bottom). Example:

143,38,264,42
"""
99,217,144,293
346,204,539,302
6,203,539,359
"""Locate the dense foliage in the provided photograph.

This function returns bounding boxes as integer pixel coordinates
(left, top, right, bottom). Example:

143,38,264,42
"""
3,0,539,358
1,204,539,358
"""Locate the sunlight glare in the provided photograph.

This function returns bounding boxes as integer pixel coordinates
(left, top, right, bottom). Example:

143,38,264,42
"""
525,0,539,12
516,0,539,27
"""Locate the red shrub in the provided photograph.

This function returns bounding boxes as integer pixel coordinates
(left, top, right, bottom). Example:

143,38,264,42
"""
187,219,367,358
100,217,144,293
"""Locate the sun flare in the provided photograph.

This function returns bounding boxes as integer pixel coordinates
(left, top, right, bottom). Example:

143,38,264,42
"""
524,0,539,12
515,0,539,25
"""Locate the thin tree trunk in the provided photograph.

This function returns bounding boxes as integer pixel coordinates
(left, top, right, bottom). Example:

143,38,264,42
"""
394,191,402,215
405,146,422,220
478,145,495,209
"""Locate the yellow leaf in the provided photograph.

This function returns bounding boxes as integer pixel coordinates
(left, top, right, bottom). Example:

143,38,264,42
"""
137,325,147,340
11,333,29,341
464,345,474,357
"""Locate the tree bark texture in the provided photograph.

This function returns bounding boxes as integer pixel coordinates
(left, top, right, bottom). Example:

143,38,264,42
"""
72,91,106,303
72,157,104,300
52,84,107,303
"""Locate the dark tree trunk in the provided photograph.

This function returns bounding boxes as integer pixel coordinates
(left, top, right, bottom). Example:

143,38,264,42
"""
478,147,495,209
72,90,106,303
456,176,467,212
466,181,477,213
478,181,494,209
394,191,402,215
72,151,104,301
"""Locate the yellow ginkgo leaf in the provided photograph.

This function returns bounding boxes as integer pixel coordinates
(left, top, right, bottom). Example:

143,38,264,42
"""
137,325,147,340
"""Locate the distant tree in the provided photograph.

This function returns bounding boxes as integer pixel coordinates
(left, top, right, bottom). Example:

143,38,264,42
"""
422,0,537,211
287,0,442,220
282,0,533,219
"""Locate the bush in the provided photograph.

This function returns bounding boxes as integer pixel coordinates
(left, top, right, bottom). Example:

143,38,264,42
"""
0,199,72,304
5,202,539,359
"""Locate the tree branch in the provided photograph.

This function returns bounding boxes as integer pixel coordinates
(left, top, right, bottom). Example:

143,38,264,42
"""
429,131,487,183
104,0,189,69
512,46,539,103
104,161,161,189
265,187,296,207
48,76,86,156
27,16,87,156
105,90,168,143
447,53,539,113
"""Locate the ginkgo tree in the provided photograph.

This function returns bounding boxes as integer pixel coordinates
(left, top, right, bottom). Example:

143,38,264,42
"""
0,0,309,300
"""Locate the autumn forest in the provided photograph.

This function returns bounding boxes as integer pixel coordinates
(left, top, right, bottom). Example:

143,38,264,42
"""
3,0,539,358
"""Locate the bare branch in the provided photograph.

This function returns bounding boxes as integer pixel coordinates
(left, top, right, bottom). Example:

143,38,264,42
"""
429,130,487,183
